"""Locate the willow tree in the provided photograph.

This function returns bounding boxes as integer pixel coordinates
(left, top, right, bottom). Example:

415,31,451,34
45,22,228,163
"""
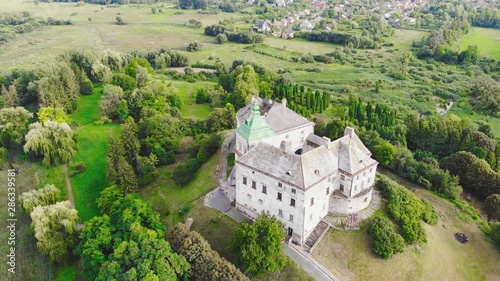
30,201,80,264
24,121,77,166
0,106,33,148
19,184,61,214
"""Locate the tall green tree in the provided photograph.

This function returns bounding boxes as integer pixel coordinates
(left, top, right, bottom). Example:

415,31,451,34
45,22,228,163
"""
24,121,77,166
485,194,500,222
37,107,71,123
206,103,236,133
231,65,259,108
230,213,286,277
0,107,33,148
1,84,19,107
170,223,250,281
106,131,138,193
30,201,80,264
121,117,141,172
19,184,61,214
76,194,190,281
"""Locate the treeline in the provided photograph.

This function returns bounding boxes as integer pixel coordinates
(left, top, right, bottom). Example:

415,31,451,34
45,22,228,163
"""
472,7,500,28
405,114,500,171
272,83,331,117
0,12,72,43
295,31,380,49
369,175,438,259
204,24,264,44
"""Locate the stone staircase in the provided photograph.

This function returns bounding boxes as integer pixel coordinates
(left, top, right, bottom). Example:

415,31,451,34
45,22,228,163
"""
304,220,329,250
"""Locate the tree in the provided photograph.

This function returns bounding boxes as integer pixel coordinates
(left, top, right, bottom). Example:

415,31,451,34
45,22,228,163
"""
1,84,19,107
0,107,33,148
485,194,500,222
24,121,77,166
37,107,71,123
115,16,127,25
216,33,228,44
170,223,250,281
188,19,202,28
96,185,124,214
76,194,190,281
19,184,61,214
106,131,138,193
30,201,80,264
206,103,236,133
121,117,140,173
99,84,124,120
187,42,201,52
373,141,397,166
231,65,259,108
230,213,286,276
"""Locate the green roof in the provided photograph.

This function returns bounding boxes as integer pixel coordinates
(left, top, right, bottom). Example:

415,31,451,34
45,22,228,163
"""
236,100,275,141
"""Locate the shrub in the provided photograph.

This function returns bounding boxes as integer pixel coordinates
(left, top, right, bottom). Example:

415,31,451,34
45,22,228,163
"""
216,33,228,44
187,42,201,52
368,215,405,259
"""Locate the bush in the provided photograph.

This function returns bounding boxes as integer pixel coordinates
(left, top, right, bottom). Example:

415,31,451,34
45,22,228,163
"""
70,162,87,176
195,88,211,104
216,33,228,44
172,158,201,186
187,41,201,52
368,215,405,259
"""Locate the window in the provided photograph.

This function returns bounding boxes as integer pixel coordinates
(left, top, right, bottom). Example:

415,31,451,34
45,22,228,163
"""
340,184,345,192
278,182,282,188
310,197,314,206
340,175,345,181
370,168,373,173
326,187,330,195
258,199,263,205
262,185,267,194
309,214,313,222
247,194,252,200
368,177,371,183
290,198,296,207
292,188,296,194
252,181,256,189
277,192,282,201
354,185,358,192
278,209,283,217
243,177,247,185
361,181,365,189
289,214,294,222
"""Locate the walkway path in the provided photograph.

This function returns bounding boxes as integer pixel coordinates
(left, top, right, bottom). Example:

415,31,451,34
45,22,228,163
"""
63,163,75,206
283,243,340,281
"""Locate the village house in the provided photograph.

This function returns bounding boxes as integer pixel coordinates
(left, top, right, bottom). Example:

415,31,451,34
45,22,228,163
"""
252,21,271,33
281,28,296,39
232,98,378,245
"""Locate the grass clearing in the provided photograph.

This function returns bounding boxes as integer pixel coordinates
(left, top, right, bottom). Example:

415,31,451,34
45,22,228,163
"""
460,27,500,60
68,87,121,222
55,263,78,281
314,171,500,281
170,80,215,119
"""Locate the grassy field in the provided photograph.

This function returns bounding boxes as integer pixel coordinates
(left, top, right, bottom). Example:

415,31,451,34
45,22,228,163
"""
68,85,121,222
460,27,500,60
170,80,215,120
314,173,500,281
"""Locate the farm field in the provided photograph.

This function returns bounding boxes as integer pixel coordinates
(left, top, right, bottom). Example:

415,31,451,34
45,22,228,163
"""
460,27,500,60
314,171,500,281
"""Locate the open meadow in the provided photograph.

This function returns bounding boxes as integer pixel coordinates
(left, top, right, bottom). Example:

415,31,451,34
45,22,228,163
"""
314,171,500,281
460,27,500,60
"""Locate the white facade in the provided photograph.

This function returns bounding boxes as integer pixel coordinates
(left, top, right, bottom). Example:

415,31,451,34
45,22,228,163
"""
233,99,378,245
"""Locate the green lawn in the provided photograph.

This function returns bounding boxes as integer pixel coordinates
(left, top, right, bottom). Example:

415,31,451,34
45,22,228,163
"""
68,86,121,222
460,27,500,60
55,263,78,281
170,80,215,120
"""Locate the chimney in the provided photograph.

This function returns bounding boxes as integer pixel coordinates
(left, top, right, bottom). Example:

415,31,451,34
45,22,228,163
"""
344,127,355,138
282,98,287,108
321,136,331,149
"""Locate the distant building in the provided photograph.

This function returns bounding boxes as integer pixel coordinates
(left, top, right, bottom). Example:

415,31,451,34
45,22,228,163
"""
252,21,271,33
281,28,296,39
233,98,378,245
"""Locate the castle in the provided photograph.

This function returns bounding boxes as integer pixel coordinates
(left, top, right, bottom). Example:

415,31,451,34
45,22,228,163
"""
232,98,378,246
